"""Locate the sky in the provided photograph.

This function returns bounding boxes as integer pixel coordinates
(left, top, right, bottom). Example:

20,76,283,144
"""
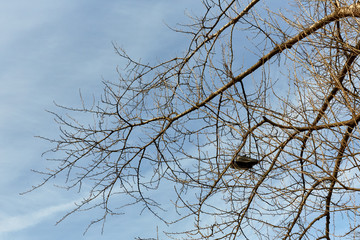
0,1,202,239
1,1,354,239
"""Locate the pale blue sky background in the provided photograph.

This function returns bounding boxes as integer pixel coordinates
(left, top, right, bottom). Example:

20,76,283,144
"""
0,1,202,239
1,1,351,239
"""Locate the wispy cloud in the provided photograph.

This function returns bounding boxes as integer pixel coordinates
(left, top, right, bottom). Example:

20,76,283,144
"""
0,1,203,239
0,201,75,234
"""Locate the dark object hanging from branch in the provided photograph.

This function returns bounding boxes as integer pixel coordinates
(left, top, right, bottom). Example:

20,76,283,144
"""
230,155,260,170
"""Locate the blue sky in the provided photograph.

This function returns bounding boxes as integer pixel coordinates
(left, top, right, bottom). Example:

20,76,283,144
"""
2,1,355,239
0,1,202,239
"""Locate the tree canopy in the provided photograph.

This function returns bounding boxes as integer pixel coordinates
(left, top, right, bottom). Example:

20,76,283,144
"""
35,1,360,239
